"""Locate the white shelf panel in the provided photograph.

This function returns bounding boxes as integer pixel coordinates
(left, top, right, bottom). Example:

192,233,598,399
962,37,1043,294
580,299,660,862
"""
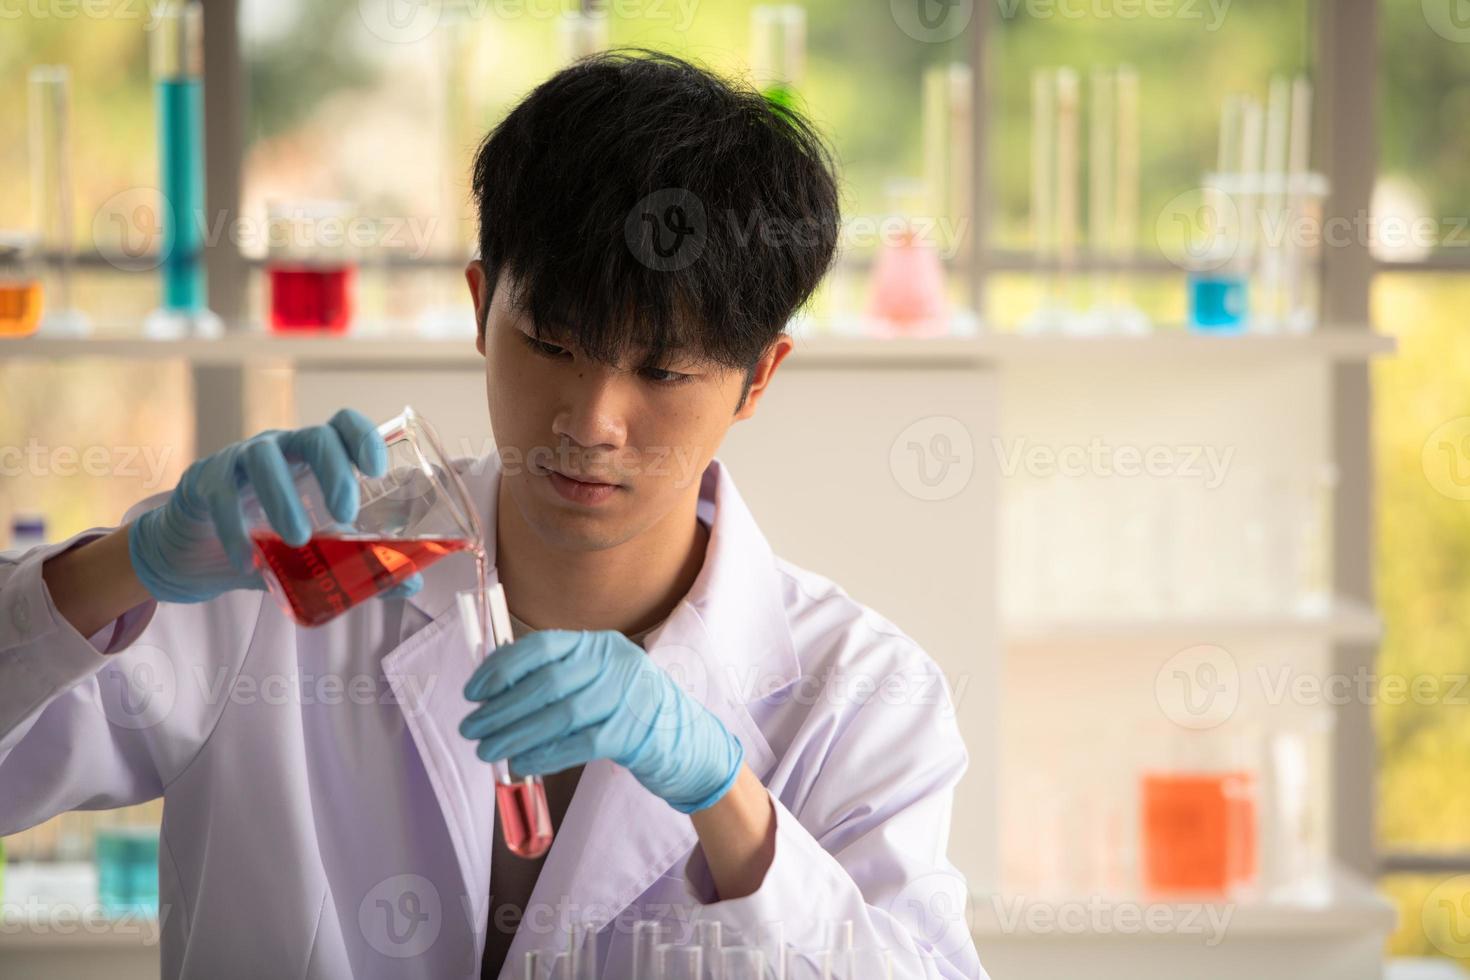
0,327,1395,370
1003,598,1383,646
971,868,1397,940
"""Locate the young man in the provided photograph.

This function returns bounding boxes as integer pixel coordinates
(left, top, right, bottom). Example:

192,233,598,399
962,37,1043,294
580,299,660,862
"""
0,52,982,979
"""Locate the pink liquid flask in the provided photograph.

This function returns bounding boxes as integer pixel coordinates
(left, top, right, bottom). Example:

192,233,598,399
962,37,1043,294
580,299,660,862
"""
459,581,554,859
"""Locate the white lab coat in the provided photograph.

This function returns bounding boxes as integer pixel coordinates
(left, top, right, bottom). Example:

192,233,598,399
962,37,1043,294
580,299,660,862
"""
0,452,984,979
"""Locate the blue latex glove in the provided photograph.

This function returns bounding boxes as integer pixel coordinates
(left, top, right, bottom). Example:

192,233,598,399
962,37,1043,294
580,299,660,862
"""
128,408,424,604
459,629,745,814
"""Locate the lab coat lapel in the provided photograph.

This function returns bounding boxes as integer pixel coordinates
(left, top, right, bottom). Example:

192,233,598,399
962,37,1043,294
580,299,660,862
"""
502,459,801,969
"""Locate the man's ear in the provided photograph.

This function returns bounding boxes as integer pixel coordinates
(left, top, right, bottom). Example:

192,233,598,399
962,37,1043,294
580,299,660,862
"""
466,260,489,356
734,334,794,421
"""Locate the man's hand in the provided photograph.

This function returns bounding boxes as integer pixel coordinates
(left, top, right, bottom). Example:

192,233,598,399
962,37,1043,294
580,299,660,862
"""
459,629,744,814
128,408,423,604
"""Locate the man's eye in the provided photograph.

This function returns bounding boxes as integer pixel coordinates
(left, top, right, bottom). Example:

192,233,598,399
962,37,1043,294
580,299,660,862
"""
640,366,694,386
522,334,569,359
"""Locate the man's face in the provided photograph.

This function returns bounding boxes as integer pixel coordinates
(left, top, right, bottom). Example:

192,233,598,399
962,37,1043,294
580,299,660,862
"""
469,265,786,552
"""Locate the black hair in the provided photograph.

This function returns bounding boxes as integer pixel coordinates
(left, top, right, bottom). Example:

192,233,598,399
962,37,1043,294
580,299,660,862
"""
470,49,841,403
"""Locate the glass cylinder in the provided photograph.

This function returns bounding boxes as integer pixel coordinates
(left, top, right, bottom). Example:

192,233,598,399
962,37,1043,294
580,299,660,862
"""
921,62,973,272
29,66,89,337
0,231,43,337
751,5,805,109
1263,709,1334,901
145,0,221,338
558,8,609,64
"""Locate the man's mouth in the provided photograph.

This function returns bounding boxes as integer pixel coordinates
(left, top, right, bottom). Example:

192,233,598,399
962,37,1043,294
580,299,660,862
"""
549,467,621,488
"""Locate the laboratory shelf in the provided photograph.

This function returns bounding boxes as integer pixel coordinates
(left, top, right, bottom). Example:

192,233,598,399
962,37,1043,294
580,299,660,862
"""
1002,597,1383,647
969,868,1397,940
0,912,160,950
0,326,1395,370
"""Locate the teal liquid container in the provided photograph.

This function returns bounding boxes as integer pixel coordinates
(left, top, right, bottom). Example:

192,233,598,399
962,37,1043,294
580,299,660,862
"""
1188,272,1249,332
95,825,160,918
156,75,205,313
144,0,221,338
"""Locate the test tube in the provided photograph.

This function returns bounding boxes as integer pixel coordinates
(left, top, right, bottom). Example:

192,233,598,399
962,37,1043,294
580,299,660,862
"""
750,921,785,980
922,62,974,270
697,920,723,980
28,66,88,337
569,921,598,980
557,7,609,64
457,586,554,860
144,0,222,338
524,950,572,980
633,920,670,979
751,5,805,109
656,944,703,980
720,947,767,980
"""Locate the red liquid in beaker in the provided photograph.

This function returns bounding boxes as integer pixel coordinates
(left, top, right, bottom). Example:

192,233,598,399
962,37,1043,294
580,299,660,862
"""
252,532,469,627
496,779,553,860
268,264,355,333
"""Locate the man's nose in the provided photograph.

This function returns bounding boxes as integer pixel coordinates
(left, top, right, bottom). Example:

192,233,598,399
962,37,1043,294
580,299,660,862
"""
552,368,630,451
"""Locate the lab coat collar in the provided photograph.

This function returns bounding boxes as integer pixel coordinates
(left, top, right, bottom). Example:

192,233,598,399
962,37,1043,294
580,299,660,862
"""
383,451,801,970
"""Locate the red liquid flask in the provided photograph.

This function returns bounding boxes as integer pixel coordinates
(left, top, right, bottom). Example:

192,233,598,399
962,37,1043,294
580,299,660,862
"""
267,264,355,333
252,532,469,627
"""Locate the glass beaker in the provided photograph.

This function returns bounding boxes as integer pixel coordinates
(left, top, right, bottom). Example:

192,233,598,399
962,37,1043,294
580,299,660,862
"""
1139,727,1260,899
243,405,483,628
266,200,358,334
0,231,43,337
